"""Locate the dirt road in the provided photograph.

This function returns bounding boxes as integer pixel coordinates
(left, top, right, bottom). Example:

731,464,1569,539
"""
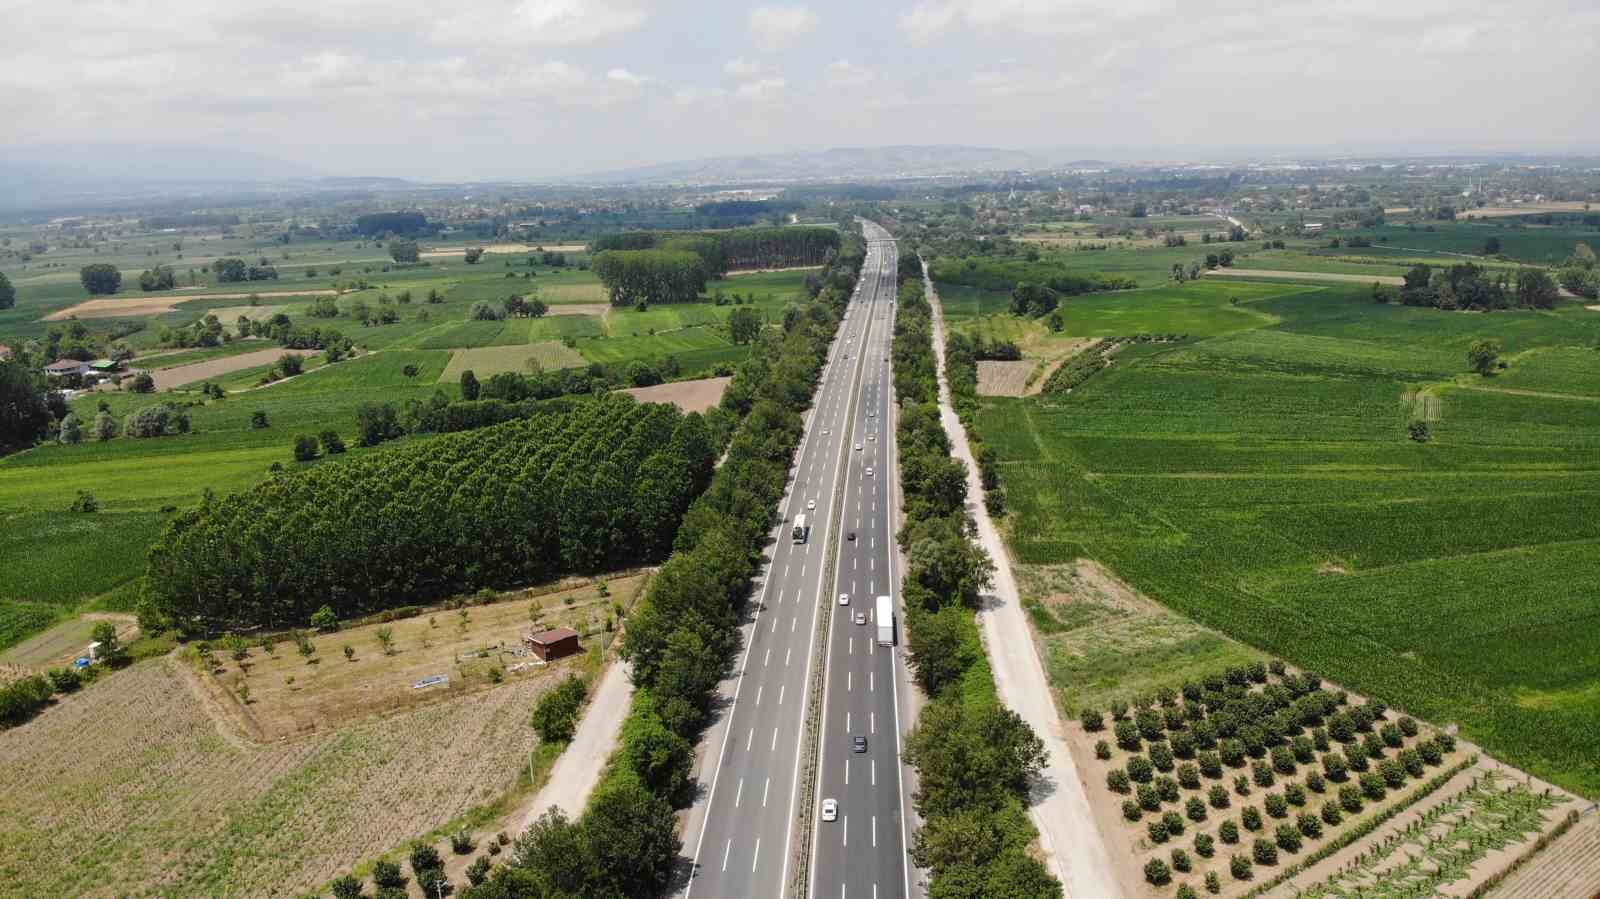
924,263,1123,899
521,660,634,827
1208,268,1404,285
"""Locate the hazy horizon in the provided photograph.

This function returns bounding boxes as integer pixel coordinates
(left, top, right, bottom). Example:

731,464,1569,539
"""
6,0,1600,182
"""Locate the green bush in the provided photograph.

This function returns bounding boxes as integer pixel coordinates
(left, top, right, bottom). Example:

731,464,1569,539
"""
1253,837,1278,866
1144,857,1171,885
1231,854,1253,880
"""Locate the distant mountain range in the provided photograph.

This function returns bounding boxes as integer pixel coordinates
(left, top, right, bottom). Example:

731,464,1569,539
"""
567,145,1059,185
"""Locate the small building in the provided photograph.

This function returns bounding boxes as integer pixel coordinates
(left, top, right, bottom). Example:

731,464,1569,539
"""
0,344,12,361
524,627,581,662
44,358,90,379
88,359,122,374
1303,222,1325,234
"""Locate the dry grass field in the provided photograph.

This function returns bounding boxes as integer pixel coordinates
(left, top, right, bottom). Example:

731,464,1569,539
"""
150,347,317,390
0,575,645,897
438,340,587,381
976,360,1037,396
207,575,643,741
621,375,732,412
44,290,336,321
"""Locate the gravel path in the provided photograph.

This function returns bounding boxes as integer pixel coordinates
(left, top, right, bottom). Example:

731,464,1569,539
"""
521,660,634,827
923,261,1123,899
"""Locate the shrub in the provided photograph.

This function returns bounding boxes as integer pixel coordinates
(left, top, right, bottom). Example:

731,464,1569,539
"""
1306,771,1326,793
1400,748,1424,778
1380,758,1407,789
1220,739,1246,768
1122,800,1142,821
1148,820,1170,844
1360,771,1386,800
466,855,492,886
1247,661,1268,684
1230,854,1253,881
1291,735,1315,764
1206,871,1222,894
1339,785,1363,813
1253,837,1278,866
1419,739,1442,765
1321,801,1342,825
1436,732,1456,753
310,605,338,632
1106,769,1131,794
1150,741,1175,772
1126,754,1153,783
1115,719,1142,751
1156,776,1180,804
1298,812,1323,839
1363,732,1387,761
372,859,406,889
1264,793,1288,819
1138,784,1161,811
1398,716,1419,738
1252,760,1275,788
1177,763,1201,789
1219,820,1239,844
319,430,346,454
1186,796,1207,822
293,433,320,461
1171,848,1192,873
1198,751,1222,779
1110,699,1129,720
1178,884,1197,899
1136,708,1164,741
1208,784,1230,809
531,674,587,742
1194,832,1215,858
1165,706,1187,731
1274,823,1302,853
1345,741,1369,773
1381,722,1403,748
1145,857,1171,885
1312,727,1330,752
1322,751,1348,781
1172,730,1197,759
251,410,270,429
450,830,475,854
410,842,443,876
1080,707,1105,731
1234,774,1251,797
1162,810,1186,837
416,870,448,898
1095,740,1112,760
330,874,363,899
1285,783,1307,807
1241,806,1262,831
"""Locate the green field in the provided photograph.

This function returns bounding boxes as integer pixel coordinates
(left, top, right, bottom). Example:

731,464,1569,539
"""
961,279,1600,796
0,228,817,652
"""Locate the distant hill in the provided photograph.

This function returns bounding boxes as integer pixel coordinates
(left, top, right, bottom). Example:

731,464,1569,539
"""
0,143,329,213
569,145,1053,185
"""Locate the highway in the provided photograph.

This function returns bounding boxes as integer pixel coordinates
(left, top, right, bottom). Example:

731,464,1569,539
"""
684,224,905,899
807,219,911,899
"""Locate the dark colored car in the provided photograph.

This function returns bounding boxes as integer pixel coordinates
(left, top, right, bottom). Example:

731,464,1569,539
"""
853,736,867,753
847,531,856,541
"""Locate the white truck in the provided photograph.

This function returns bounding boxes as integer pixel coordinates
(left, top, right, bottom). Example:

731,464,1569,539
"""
792,513,809,544
875,595,894,646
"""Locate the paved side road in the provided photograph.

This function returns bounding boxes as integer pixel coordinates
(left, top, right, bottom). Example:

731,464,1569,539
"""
923,262,1124,899
522,659,633,827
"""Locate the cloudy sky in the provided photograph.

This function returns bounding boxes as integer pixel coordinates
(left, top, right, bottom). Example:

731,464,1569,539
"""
5,0,1598,180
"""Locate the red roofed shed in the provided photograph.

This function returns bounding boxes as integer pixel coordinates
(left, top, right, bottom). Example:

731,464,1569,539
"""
524,627,581,662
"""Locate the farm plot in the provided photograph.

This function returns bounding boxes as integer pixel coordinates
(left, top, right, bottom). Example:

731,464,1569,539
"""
44,290,337,321
977,281,1600,798
202,575,643,742
438,341,586,380
0,658,559,897
1033,564,1588,899
976,360,1037,396
150,347,317,390
621,376,732,412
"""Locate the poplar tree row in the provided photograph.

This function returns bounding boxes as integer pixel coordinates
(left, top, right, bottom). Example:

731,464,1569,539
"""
142,395,717,636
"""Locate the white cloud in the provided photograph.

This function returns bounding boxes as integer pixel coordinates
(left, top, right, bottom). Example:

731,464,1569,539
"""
431,0,649,46
824,59,874,87
736,77,788,101
748,5,817,51
724,57,763,77
607,67,647,85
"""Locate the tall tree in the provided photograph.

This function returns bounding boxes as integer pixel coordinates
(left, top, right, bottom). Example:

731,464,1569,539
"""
0,360,50,454
79,263,121,295
0,271,14,309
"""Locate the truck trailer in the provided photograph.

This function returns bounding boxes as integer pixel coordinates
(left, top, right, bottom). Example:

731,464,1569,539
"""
792,513,809,544
875,595,894,646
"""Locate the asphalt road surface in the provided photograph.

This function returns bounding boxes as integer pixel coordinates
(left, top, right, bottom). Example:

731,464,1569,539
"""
807,219,911,899
685,226,905,899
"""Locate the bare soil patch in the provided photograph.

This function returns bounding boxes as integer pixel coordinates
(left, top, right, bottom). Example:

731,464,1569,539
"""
421,243,587,258
44,290,337,321
544,302,610,317
1458,202,1588,219
976,360,1037,396
620,376,731,413
1208,269,1404,286
151,347,316,390
439,341,586,381
725,265,822,276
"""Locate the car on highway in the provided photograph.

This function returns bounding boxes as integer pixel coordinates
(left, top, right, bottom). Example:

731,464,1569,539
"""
822,428,830,436
868,434,876,441
853,736,867,753
865,467,874,477
821,798,838,822
854,611,866,625
867,409,876,417
807,499,816,510
854,443,862,451
839,593,849,605
847,531,855,541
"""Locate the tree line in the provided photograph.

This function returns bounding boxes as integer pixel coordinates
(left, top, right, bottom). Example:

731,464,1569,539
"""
930,255,1136,296
460,230,867,899
891,262,1061,898
1383,262,1561,310
591,225,841,278
142,395,717,637
591,249,708,306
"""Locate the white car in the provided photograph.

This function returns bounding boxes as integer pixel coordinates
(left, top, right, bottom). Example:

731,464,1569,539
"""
854,443,863,451
865,467,874,477
868,434,876,442
839,593,849,606
854,611,867,626
807,499,815,510
823,428,830,436
821,798,838,822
